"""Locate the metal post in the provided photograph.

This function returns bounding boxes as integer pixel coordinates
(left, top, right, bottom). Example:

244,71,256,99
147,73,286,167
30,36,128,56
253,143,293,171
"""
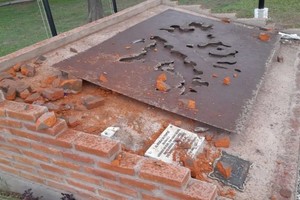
112,0,118,13
42,0,57,36
258,0,265,9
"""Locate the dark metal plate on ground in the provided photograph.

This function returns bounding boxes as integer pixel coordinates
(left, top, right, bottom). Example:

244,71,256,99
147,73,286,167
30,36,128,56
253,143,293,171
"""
209,151,251,191
52,9,278,132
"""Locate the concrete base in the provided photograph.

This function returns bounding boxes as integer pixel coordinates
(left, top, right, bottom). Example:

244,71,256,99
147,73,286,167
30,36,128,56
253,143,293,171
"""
0,172,62,200
254,8,269,19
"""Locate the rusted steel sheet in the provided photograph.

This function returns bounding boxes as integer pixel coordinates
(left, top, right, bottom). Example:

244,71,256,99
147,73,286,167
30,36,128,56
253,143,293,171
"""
53,9,278,132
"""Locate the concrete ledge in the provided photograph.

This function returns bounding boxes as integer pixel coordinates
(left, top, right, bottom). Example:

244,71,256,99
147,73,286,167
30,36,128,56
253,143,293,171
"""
0,0,161,70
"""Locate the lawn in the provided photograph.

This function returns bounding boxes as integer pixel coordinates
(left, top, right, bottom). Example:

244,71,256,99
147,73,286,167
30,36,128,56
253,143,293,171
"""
0,0,145,57
177,0,300,28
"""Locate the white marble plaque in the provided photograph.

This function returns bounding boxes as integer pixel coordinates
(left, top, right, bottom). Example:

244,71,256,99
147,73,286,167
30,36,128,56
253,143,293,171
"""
145,124,205,163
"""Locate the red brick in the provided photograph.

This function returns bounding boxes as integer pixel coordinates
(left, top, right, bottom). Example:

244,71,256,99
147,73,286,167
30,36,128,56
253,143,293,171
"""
164,180,217,200
3,101,47,122
0,164,18,174
40,164,65,175
0,118,21,128
69,172,100,185
9,128,41,142
142,193,166,200
8,138,31,148
139,159,190,188
82,95,104,110
42,88,64,101
98,152,142,175
22,150,50,162
74,133,120,158
60,79,82,93
6,86,17,100
40,137,72,148
62,151,94,164
19,89,30,99
47,180,77,194
24,119,67,136
13,155,41,166
20,64,35,77
0,158,11,166
98,189,127,200
53,160,80,171
84,167,116,181
37,170,64,182
35,111,57,130
119,177,157,191
67,179,96,192
12,162,35,173
24,92,42,103
31,143,61,156
103,181,138,197
0,143,21,154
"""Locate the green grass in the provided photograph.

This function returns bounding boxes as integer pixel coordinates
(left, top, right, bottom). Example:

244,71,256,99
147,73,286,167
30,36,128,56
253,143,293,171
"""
0,0,145,57
177,0,300,28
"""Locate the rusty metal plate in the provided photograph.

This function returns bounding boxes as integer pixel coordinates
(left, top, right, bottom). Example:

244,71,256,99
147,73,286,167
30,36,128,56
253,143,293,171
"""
53,9,278,132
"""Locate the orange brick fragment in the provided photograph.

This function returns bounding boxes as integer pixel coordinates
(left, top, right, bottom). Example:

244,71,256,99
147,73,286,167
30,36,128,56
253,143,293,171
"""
223,77,231,85
156,80,170,92
187,100,196,109
214,136,230,148
157,73,167,82
259,32,270,41
99,74,108,83
216,161,231,179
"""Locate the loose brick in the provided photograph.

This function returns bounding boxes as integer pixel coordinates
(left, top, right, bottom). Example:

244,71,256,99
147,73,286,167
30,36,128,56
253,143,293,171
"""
40,164,65,175
31,143,61,156
6,86,16,100
3,101,47,122
43,75,58,85
0,72,13,81
36,111,57,130
22,150,50,162
37,170,64,182
0,143,22,154
84,167,116,181
0,164,18,174
119,177,157,191
62,151,94,164
164,180,217,200
67,179,96,192
25,118,67,136
74,133,120,158
53,160,80,171
43,102,60,111
0,118,22,128
60,79,82,93
69,172,100,185
42,88,64,101
8,138,31,148
139,159,190,188
20,64,35,77
12,63,21,72
25,93,42,103
103,181,138,197
98,152,142,175
82,95,104,110
98,189,127,200
66,116,80,128
19,89,31,99
214,136,230,148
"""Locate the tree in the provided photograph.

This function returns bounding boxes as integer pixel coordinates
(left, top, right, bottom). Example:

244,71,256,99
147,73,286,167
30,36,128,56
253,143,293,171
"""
87,0,104,22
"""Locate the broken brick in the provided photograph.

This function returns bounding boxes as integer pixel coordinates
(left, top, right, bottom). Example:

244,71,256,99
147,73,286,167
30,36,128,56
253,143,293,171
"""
16,82,31,95
43,75,58,85
214,137,230,148
6,87,16,100
216,161,231,179
0,72,13,81
52,78,61,88
60,79,82,93
223,77,231,85
42,88,64,101
7,68,16,77
19,89,31,99
0,79,16,91
82,95,104,110
66,116,80,128
21,64,35,77
258,32,270,41
25,93,42,103
36,111,57,130
43,103,60,111
99,74,108,83
12,63,22,72
156,80,171,92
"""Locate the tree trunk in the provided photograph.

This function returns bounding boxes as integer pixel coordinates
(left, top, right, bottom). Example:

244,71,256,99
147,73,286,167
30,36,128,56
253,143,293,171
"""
87,0,103,22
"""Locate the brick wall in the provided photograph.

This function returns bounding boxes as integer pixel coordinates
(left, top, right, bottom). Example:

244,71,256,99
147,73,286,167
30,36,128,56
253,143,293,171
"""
0,99,217,200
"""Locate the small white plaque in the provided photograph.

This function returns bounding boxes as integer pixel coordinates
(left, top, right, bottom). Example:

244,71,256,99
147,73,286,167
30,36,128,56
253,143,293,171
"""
145,124,205,163
101,127,120,138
